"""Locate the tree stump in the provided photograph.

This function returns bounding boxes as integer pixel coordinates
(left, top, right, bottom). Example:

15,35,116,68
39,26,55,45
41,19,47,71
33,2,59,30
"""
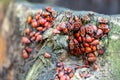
1,1,120,80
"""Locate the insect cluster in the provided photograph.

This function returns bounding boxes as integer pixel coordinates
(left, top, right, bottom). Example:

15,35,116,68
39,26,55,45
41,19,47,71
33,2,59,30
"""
21,7,110,65
56,15,110,65
21,6,110,80
52,16,110,80
21,7,55,59
54,61,94,80
54,62,74,80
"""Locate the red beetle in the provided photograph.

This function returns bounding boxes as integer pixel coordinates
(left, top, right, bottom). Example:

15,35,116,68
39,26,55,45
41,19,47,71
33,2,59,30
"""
74,16,79,22
25,27,30,35
69,72,74,78
37,27,43,31
98,48,104,55
73,39,78,44
38,18,46,25
85,35,92,43
43,12,50,17
30,36,36,41
75,32,80,38
31,21,38,28
44,52,51,58
22,37,30,44
22,50,29,59
58,22,66,30
80,73,84,78
91,40,99,45
35,32,40,37
93,64,98,70
35,14,41,20
52,29,60,34
91,46,97,51
86,73,91,78
80,26,86,37
77,36,82,42
103,25,110,34
25,47,32,53
36,35,42,42
73,22,81,31
84,42,90,47
30,31,36,37
98,24,105,29
63,28,68,34
58,71,64,78
92,25,97,32
87,56,96,63
85,25,94,34
46,6,53,12
96,29,103,38
85,47,92,53
27,16,32,23
81,47,85,52
69,40,75,50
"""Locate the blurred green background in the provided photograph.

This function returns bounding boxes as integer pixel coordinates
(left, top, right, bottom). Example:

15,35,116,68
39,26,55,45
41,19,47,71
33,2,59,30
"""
0,0,120,28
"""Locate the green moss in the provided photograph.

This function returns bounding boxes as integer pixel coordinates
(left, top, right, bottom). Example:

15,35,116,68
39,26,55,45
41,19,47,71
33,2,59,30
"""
109,40,120,80
107,23,120,80
0,0,11,5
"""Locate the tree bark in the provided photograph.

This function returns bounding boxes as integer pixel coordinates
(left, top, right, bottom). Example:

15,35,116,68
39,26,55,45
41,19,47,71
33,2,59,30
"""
1,1,120,80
